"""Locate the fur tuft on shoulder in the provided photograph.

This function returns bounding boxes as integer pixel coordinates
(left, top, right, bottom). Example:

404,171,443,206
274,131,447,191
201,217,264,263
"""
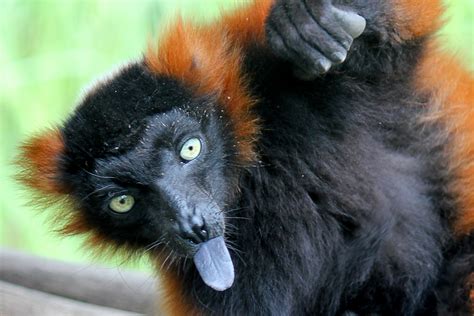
415,39,474,236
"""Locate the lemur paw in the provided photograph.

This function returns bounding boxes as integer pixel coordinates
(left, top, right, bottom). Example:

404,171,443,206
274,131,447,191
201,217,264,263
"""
266,0,366,80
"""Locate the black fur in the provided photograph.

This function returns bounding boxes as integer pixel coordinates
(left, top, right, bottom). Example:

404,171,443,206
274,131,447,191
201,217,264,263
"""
55,1,471,315
60,66,241,254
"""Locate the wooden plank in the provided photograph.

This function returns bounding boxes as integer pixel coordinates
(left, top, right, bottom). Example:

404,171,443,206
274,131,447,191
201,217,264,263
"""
0,248,157,315
0,280,143,316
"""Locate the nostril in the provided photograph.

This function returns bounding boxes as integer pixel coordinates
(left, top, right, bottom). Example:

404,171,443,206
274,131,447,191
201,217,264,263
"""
193,223,209,242
178,215,210,244
179,222,209,244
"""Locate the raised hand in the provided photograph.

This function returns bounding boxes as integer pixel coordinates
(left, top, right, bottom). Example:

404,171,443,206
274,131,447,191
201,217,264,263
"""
266,0,366,79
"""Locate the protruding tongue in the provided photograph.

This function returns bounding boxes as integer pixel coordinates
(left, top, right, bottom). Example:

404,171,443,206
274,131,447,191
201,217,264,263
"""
193,236,234,291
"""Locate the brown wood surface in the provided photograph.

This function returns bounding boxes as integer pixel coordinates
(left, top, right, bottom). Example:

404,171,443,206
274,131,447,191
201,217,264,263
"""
0,280,143,316
0,248,158,315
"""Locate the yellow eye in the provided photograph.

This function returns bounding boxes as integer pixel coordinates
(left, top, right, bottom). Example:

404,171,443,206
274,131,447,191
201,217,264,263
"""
109,195,135,213
180,138,202,161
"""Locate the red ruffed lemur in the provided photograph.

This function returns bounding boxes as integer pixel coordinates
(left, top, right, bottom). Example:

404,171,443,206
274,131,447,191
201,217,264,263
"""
17,0,473,315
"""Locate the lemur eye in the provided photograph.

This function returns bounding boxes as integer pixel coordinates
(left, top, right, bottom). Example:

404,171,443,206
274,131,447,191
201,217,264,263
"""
109,195,135,213
180,137,202,161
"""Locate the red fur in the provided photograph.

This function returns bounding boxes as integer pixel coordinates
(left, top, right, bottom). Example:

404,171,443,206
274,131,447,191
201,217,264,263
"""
16,129,139,260
156,266,201,316
414,40,474,236
392,0,474,236
145,0,273,164
16,129,95,243
392,0,444,40
17,129,67,196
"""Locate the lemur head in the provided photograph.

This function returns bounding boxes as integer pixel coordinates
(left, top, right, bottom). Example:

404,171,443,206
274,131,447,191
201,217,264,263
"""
20,63,243,290
60,62,242,256
18,17,260,290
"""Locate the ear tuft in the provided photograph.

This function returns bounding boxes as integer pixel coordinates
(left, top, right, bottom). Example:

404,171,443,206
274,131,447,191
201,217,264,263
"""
16,128,68,196
16,129,142,260
16,128,94,237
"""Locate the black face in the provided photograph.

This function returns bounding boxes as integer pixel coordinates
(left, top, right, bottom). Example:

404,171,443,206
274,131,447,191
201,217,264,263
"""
59,62,240,257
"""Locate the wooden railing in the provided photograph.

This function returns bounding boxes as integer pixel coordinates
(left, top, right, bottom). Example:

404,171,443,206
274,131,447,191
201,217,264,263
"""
0,248,158,315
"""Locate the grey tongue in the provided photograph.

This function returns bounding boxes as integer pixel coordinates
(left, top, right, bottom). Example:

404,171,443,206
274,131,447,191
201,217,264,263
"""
193,236,234,291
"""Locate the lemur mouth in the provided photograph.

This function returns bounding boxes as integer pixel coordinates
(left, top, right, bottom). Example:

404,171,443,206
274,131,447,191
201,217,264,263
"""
193,236,234,291
167,201,234,291
170,225,235,291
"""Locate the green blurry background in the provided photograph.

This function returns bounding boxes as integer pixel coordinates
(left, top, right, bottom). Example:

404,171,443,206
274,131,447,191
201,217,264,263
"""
1,0,473,270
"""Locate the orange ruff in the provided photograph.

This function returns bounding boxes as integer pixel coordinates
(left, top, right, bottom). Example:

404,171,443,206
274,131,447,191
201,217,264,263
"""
16,130,132,252
392,0,444,40
415,40,474,236
392,0,474,236
158,269,201,316
17,129,66,196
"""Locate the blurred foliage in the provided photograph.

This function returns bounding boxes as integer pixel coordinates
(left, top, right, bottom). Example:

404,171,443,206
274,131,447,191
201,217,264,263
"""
1,0,473,270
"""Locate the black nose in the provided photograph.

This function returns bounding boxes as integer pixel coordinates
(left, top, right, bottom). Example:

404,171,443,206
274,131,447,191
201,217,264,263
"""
179,215,209,244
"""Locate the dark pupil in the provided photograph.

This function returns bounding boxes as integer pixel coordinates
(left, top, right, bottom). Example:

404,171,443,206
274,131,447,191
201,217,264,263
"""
119,198,126,204
188,146,193,151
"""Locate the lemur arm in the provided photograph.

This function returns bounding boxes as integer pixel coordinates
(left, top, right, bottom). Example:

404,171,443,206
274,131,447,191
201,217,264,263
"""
265,0,443,78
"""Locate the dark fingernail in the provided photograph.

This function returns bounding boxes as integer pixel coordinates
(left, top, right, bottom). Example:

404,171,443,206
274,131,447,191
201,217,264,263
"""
342,40,352,50
331,52,347,63
319,59,331,73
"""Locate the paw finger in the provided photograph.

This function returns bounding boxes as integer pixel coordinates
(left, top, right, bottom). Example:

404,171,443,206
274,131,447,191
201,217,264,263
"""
304,0,354,50
266,23,291,59
286,0,347,64
330,6,366,39
268,3,333,75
